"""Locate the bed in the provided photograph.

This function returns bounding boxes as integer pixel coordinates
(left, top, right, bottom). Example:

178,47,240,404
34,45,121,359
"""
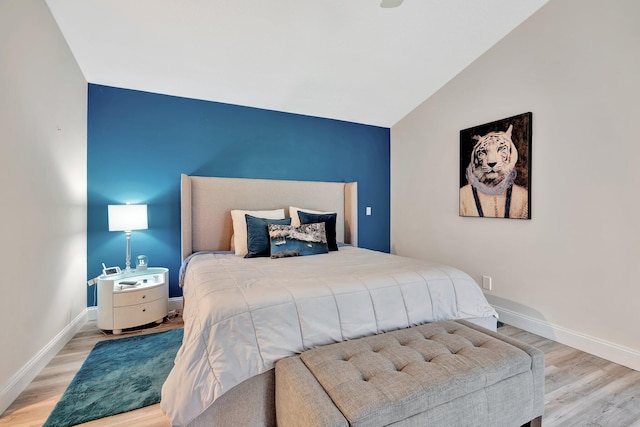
161,174,498,427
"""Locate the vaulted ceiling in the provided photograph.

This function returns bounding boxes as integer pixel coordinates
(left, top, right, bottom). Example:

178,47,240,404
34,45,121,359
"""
46,0,549,127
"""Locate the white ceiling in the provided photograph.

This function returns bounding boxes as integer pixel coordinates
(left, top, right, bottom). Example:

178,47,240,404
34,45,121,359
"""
45,0,548,128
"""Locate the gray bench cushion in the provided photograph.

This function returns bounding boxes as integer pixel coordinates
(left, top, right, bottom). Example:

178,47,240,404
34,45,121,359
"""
277,320,544,427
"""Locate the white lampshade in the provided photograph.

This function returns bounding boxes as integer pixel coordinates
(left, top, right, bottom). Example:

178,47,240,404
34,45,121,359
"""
108,204,148,232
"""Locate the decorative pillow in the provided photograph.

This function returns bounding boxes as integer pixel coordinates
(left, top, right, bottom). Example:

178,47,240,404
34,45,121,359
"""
245,215,292,258
268,223,329,258
230,209,285,256
297,211,338,251
289,206,330,227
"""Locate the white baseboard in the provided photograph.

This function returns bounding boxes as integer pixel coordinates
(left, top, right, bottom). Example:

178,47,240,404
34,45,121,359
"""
2,297,185,415
495,305,640,372
168,296,183,312
0,309,88,416
87,305,97,321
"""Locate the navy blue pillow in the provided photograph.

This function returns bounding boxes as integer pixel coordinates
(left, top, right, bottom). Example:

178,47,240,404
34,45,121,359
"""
245,214,292,258
297,211,338,251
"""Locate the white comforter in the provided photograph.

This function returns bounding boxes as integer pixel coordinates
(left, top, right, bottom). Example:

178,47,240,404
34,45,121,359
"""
161,246,497,426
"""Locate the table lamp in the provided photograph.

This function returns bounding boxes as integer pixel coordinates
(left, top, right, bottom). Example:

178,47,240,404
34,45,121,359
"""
108,204,148,272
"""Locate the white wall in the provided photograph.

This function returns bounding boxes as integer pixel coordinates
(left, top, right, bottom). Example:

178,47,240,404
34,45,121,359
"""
391,0,640,370
0,0,87,412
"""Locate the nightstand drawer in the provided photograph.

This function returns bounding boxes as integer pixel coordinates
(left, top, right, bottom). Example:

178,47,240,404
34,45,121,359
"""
113,283,166,307
113,300,167,330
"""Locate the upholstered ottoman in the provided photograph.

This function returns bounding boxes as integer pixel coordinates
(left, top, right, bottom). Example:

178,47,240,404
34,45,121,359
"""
276,320,544,427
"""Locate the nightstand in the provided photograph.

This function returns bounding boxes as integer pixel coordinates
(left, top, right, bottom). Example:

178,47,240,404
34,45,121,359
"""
97,267,169,334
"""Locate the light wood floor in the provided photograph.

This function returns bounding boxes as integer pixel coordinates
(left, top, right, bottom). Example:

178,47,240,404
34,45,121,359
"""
0,318,183,427
1,321,640,427
498,324,640,427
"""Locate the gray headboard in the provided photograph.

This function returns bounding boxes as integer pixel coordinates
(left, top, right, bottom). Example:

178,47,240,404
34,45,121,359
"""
180,174,358,260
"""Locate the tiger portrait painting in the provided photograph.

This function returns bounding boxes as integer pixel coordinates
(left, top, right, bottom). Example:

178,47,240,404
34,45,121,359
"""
459,113,532,219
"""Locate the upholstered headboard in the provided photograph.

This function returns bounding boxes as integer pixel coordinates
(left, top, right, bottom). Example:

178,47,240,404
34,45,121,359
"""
180,174,358,260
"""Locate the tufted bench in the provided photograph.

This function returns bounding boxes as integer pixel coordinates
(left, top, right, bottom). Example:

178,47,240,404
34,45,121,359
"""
276,320,544,427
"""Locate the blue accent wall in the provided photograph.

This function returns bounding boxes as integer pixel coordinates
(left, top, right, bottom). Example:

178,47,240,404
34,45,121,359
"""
87,84,390,305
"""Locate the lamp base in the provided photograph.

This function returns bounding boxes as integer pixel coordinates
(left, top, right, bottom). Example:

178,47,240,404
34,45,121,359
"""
124,231,132,273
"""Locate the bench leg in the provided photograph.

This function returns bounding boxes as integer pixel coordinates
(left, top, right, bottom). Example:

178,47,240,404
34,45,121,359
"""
521,416,542,427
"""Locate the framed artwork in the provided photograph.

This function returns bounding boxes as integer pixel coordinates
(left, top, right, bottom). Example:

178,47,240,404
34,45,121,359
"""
459,112,532,219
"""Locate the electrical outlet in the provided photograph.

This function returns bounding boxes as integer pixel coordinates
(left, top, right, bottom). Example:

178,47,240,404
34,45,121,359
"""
366,206,372,216
482,275,492,291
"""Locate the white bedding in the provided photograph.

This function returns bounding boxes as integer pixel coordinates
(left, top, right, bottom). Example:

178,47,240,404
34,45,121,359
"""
161,246,498,426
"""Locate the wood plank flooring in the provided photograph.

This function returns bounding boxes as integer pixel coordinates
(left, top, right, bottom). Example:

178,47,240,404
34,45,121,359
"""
498,324,640,427
0,318,183,427
1,321,639,426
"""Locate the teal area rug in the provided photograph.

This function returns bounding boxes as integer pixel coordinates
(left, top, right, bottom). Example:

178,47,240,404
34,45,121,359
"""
43,328,183,427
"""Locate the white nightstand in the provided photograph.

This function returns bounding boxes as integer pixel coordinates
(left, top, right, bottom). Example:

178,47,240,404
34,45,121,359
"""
97,267,169,334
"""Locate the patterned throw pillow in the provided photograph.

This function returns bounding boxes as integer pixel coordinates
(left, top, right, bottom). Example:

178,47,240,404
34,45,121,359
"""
268,223,329,258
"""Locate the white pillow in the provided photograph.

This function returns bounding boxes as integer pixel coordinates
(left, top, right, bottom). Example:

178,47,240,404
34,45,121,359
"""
289,206,331,227
230,209,285,256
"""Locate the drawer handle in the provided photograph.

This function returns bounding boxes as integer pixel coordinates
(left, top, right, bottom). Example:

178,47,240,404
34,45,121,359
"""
142,308,146,312
142,295,146,299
